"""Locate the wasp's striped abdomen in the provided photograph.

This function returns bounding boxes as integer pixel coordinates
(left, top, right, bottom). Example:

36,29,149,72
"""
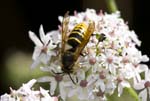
67,23,87,51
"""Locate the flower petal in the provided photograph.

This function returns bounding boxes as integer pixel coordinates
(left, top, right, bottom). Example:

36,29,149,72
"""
47,30,61,44
40,66,51,72
32,46,41,60
25,79,37,88
87,75,96,86
58,16,63,23
37,76,53,82
40,53,50,64
59,82,67,101
95,80,105,92
118,83,123,97
137,64,148,73
0,94,13,101
40,87,49,96
133,80,145,90
68,88,77,97
50,79,57,95
31,55,41,69
139,89,147,101
29,31,43,47
39,25,46,44
78,88,88,100
141,55,149,62
121,81,130,88
100,81,105,92
145,70,150,81
77,69,85,81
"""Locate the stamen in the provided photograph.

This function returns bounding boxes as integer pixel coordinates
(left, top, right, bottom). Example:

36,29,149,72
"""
144,81,150,88
89,57,96,65
54,74,63,82
99,71,106,79
80,80,88,88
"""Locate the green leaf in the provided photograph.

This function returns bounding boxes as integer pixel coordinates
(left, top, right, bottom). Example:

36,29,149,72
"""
107,87,138,101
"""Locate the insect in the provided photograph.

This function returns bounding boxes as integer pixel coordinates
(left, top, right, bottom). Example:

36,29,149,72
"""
95,33,106,46
60,12,95,84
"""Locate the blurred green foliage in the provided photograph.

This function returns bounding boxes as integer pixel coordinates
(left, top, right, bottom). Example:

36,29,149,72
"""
4,51,48,90
107,87,138,101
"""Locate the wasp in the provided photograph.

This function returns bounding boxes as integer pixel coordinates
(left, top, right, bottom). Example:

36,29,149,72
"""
58,12,95,84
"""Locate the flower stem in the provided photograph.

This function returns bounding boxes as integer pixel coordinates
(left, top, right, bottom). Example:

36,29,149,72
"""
105,0,118,13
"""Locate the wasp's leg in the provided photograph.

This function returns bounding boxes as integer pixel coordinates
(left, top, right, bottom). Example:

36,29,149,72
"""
51,70,64,75
68,73,78,85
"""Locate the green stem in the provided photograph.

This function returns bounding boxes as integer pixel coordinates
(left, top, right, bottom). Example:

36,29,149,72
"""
105,0,118,13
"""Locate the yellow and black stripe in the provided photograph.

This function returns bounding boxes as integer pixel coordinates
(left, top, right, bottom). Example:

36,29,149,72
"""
67,23,87,51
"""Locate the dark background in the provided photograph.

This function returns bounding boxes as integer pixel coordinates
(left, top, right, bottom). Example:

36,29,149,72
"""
0,0,149,95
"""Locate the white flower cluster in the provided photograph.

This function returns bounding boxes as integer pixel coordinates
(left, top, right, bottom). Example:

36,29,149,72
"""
0,79,57,101
28,9,150,101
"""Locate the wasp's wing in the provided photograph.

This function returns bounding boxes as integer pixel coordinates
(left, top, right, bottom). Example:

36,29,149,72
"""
74,21,95,61
61,11,70,54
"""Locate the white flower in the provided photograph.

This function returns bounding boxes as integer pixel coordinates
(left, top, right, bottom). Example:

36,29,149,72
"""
47,30,61,45
4,8,150,101
134,70,150,101
0,79,57,101
67,70,95,100
40,87,58,101
29,25,57,68
129,31,141,46
105,75,116,95
17,79,37,94
37,71,72,101
100,49,119,74
94,70,108,92
0,94,16,101
38,76,57,96
116,76,130,97
28,8,150,100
